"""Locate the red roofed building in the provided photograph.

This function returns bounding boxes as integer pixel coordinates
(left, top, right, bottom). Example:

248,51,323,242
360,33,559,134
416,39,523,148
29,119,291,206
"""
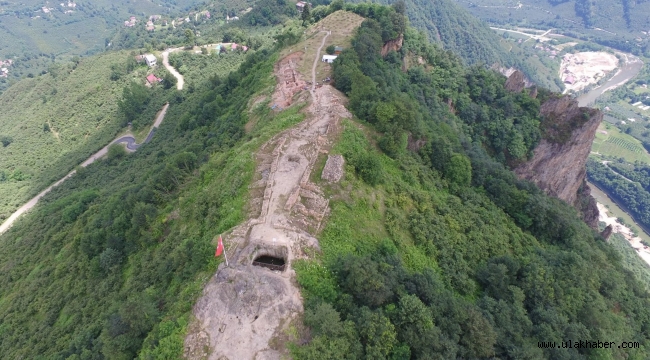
146,74,161,84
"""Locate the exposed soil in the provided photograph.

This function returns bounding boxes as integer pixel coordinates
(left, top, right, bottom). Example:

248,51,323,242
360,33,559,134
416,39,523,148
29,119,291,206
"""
271,52,308,109
184,31,352,360
598,203,650,266
162,48,185,90
560,51,618,93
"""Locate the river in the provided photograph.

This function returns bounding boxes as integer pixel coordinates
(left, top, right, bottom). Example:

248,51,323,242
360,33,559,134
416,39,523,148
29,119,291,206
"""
577,53,644,107
577,50,650,250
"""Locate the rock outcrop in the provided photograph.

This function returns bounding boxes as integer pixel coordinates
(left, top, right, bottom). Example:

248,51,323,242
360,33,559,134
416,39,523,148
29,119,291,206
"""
504,70,527,93
577,179,600,229
601,224,614,241
515,95,602,228
321,154,344,183
499,67,533,88
381,34,403,57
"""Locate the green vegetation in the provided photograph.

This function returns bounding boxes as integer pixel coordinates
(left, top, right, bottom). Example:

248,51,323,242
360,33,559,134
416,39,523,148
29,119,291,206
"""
588,159,650,236
0,0,211,93
608,231,650,290
332,6,542,165
0,45,293,358
455,0,650,56
591,123,650,164
292,7,650,358
348,0,562,91
4,1,650,358
606,136,643,153
0,50,170,221
169,49,251,88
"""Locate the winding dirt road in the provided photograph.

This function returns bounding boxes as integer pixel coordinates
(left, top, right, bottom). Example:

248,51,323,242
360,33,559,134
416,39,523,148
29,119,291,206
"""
0,103,169,234
162,49,184,90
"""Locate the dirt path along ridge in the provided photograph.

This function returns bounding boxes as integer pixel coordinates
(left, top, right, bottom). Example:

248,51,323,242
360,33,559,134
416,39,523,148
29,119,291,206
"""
184,31,353,360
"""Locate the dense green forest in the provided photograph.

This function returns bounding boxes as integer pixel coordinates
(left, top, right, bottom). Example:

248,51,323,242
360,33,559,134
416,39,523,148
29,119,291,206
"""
292,4,650,359
344,0,562,91
3,1,650,359
587,159,650,233
344,0,513,67
0,43,293,358
0,50,170,222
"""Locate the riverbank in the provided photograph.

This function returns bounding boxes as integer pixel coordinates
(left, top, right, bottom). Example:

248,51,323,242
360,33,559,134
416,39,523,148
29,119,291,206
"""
560,51,619,94
577,52,643,106
597,202,650,267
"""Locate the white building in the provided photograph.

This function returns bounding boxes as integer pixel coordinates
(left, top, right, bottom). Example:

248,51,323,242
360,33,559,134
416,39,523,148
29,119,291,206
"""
144,54,157,67
322,55,337,63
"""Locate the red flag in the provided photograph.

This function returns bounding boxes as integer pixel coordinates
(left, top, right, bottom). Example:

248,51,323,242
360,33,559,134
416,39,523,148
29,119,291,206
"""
215,235,224,257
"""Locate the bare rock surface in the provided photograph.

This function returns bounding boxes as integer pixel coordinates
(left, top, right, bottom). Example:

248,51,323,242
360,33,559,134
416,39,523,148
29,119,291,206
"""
601,224,614,240
185,32,351,359
381,34,403,57
515,95,602,222
577,181,600,229
321,154,344,183
504,70,527,93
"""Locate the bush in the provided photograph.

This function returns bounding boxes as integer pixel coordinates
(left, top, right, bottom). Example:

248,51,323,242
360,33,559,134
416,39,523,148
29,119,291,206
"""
326,45,336,55
0,135,12,147
355,153,383,185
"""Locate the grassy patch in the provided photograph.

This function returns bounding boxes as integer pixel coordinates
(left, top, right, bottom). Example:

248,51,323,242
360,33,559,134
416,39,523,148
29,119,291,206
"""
591,122,650,163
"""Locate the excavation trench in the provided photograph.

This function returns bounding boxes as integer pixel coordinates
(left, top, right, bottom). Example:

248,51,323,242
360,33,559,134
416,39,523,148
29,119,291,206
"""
253,256,286,271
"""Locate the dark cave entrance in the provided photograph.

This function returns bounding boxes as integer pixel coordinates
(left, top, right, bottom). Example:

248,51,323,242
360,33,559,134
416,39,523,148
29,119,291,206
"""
253,255,286,271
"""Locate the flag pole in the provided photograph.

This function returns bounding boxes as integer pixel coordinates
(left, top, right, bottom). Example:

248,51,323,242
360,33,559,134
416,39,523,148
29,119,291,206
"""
222,234,229,267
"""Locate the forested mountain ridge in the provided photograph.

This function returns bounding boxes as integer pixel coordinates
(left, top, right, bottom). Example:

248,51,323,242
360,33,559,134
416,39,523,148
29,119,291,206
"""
1,1,650,359
342,0,503,66
347,0,563,90
293,2,650,358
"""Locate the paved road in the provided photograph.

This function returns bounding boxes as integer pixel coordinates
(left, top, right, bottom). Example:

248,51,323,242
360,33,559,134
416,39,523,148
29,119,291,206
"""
490,27,554,42
162,49,184,90
0,103,169,234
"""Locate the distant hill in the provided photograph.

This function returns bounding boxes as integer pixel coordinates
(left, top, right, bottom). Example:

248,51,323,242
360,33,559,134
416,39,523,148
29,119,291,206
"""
351,0,561,90
0,0,208,92
356,0,515,67
455,0,650,56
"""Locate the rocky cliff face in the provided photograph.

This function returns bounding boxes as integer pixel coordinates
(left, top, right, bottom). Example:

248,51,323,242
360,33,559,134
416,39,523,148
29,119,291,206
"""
514,93,602,228
504,70,527,93
381,34,403,57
